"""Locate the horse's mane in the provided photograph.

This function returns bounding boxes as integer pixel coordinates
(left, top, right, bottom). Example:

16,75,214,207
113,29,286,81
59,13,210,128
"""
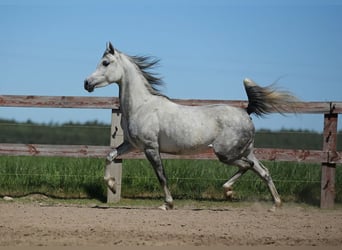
128,55,167,97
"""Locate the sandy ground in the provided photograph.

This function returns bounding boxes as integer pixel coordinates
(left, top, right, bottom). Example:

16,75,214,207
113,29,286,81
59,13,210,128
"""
0,199,342,247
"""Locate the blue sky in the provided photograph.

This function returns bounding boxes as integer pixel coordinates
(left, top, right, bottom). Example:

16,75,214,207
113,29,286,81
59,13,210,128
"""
1,0,341,131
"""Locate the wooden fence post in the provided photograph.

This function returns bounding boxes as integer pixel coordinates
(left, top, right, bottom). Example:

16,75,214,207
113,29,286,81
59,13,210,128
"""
320,110,338,208
106,109,123,203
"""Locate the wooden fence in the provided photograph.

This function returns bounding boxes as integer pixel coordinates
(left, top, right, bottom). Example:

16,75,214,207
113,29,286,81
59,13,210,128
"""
0,95,341,208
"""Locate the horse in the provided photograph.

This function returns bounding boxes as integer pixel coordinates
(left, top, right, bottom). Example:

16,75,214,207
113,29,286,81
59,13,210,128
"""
84,42,298,210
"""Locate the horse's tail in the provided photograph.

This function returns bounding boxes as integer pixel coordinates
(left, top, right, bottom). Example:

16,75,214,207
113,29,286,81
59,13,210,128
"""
243,78,298,117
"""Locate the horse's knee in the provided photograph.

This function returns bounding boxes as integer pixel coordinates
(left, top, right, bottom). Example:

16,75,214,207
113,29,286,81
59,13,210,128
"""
106,149,118,162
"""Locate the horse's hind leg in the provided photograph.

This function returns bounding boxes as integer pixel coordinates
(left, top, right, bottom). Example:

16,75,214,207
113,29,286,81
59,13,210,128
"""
247,153,282,209
222,159,250,198
144,148,173,210
213,131,253,198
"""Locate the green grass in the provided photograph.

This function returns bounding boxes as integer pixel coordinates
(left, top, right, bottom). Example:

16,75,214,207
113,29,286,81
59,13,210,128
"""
0,156,106,199
0,156,341,206
123,159,330,205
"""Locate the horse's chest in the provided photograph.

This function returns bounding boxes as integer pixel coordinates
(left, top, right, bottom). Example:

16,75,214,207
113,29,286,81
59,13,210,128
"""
121,116,151,148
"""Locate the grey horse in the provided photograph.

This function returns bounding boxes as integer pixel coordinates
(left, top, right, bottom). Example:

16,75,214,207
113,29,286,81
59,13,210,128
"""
84,42,297,210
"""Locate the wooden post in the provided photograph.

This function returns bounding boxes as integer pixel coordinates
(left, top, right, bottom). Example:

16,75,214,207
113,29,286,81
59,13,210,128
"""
320,111,338,208
106,109,123,203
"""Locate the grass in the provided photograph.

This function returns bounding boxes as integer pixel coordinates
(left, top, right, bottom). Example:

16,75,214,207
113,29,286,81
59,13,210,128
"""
123,159,328,204
0,156,341,206
0,156,105,199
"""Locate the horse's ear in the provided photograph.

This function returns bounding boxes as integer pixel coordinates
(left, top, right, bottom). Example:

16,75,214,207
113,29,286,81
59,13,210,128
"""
107,42,115,55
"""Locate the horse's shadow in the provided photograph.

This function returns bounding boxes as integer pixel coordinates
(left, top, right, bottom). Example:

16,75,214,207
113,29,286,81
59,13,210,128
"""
83,183,107,203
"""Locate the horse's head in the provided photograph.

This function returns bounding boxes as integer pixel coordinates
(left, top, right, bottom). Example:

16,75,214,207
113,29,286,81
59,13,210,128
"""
84,42,124,92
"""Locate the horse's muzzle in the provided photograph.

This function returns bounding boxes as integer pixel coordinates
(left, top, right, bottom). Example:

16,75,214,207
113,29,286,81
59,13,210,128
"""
84,79,94,92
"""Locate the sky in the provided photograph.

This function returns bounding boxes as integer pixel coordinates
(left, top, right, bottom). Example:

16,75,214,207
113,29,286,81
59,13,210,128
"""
0,0,341,131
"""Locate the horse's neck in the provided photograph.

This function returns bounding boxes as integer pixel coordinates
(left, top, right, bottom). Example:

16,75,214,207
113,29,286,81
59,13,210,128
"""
119,59,155,117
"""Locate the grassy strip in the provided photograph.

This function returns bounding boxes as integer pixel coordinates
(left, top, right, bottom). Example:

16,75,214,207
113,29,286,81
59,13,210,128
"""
0,156,341,205
123,159,328,205
0,156,105,199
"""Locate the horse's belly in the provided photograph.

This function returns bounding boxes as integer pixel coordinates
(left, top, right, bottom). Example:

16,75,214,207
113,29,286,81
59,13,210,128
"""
158,125,217,155
159,141,212,155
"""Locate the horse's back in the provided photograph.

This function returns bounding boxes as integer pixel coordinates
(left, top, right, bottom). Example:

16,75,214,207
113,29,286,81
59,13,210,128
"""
172,103,254,132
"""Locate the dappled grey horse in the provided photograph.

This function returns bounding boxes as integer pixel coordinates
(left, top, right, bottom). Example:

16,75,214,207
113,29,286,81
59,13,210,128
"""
84,42,297,210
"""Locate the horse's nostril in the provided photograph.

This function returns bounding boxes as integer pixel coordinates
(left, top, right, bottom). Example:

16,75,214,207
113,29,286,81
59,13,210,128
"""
84,80,90,91
84,79,94,92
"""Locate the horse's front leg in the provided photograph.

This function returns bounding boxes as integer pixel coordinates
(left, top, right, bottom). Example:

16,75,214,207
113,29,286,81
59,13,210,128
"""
106,140,133,162
104,141,133,193
144,148,174,210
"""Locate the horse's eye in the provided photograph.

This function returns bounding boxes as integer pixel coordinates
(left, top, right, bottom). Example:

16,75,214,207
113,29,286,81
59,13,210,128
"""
102,60,110,67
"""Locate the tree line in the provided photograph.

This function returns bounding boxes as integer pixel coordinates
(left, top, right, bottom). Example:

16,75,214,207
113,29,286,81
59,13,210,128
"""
0,118,341,150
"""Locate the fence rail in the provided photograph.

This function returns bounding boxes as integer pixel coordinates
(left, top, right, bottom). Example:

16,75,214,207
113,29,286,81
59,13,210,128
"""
0,143,336,163
2,94,342,113
0,95,341,208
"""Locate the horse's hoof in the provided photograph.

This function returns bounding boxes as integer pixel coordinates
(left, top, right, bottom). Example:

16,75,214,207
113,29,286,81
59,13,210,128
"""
224,187,234,199
106,178,116,194
158,204,167,211
158,203,173,211
226,190,234,197
268,206,277,212
275,200,282,207
268,200,282,212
